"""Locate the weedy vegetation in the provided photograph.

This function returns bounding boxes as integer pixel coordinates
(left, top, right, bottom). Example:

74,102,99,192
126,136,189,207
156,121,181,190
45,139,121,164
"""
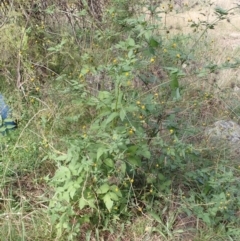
1,0,240,240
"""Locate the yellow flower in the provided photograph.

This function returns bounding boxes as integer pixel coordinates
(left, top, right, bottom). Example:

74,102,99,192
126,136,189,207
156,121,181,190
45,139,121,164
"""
127,80,131,86
136,101,141,105
176,54,181,58
130,179,134,183
150,58,155,63
35,87,40,92
172,43,177,48
163,48,167,53
169,129,174,134
141,105,145,110
129,129,134,135
125,72,129,76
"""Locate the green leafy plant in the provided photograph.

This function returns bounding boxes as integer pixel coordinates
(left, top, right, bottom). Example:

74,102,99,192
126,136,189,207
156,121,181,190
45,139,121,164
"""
47,3,200,238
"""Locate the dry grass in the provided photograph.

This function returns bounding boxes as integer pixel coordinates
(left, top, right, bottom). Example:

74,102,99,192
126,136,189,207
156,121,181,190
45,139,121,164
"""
143,0,240,89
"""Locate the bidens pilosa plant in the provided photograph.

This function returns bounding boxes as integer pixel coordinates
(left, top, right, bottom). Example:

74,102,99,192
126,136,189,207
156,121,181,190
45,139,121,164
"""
47,1,197,238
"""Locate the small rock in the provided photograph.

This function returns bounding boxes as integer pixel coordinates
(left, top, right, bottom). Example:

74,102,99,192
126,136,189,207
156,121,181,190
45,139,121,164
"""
205,120,240,156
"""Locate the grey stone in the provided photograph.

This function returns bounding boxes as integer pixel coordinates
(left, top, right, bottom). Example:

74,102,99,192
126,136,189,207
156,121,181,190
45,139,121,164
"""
205,120,240,155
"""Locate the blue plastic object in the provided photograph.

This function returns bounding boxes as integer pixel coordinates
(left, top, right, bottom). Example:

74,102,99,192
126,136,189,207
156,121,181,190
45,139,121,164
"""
0,94,17,134
0,94,10,119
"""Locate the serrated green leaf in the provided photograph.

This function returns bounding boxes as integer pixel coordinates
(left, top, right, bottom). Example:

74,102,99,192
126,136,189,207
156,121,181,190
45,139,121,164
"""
105,112,119,125
119,108,126,121
97,183,110,194
170,73,179,89
127,145,138,154
158,173,165,180
201,213,211,224
128,157,141,166
69,186,76,199
149,37,159,47
143,150,151,159
125,105,138,112
98,91,111,100
79,197,87,209
79,197,96,209
120,162,126,174
144,31,151,41
108,192,119,201
61,191,70,202
128,38,135,47
219,192,226,199
103,193,114,212
160,180,171,191
55,154,68,161
128,49,134,58
104,158,114,167
54,166,71,180
87,198,96,209
97,147,106,161
111,185,122,197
